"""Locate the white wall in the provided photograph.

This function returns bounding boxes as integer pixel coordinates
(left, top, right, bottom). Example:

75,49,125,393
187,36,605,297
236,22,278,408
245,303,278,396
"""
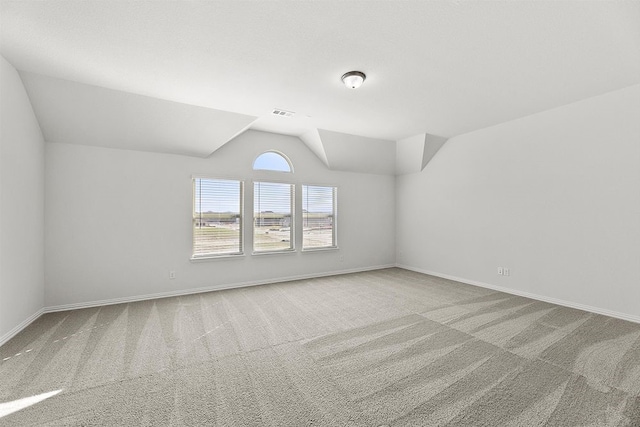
0,56,45,343
45,130,396,308
397,84,640,320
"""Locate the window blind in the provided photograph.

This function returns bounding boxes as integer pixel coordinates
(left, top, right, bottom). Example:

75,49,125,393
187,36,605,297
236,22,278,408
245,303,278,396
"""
253,182,294,252
192,178,243,258
302,185,337,249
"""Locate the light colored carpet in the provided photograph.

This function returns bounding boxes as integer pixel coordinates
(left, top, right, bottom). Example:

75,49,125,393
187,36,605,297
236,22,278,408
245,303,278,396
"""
1,268,639,426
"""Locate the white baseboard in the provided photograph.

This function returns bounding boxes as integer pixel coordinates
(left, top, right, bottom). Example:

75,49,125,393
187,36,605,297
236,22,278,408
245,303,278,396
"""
396,264,640,325
44,264,397,313
0,308,45,348
6,263,637,347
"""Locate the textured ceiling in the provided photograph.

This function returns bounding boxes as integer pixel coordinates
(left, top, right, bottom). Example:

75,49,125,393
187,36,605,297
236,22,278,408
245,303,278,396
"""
1,1,639,146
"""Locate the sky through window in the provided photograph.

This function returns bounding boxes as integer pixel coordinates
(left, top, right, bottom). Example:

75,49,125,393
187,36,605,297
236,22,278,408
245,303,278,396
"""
253,152,291,172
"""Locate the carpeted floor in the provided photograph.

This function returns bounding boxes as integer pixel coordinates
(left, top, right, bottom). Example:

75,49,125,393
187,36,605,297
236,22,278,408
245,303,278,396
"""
1,268,639,426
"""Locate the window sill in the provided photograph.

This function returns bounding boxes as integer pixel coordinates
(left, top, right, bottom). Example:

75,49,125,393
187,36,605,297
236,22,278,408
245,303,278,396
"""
302,246,339,253
252,249,296,256
190,253,245,262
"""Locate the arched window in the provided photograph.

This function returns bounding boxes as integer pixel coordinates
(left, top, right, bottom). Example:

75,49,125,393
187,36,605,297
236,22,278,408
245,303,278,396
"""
253,151,293,172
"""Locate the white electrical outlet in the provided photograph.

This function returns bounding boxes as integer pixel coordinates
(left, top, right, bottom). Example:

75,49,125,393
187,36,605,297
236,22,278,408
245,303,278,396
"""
169,271,176,279
504,268,510,276
498,267,503,275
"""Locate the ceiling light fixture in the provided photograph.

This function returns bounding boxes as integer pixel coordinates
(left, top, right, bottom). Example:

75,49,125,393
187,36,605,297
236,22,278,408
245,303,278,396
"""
341,71,366,89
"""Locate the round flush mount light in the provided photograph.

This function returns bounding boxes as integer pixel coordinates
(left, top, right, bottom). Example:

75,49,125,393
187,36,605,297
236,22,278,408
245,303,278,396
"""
341,71,366,89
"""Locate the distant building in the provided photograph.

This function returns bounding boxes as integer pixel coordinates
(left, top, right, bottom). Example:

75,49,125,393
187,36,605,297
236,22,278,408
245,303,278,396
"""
303,215,333,228
194,213,239,227
254,214,291,227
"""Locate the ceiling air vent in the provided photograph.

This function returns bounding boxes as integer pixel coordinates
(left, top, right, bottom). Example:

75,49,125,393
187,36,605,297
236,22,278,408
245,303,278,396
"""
272,108,295,118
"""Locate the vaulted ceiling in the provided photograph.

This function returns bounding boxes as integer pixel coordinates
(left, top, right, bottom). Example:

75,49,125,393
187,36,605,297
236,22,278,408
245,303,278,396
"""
2,1,639,173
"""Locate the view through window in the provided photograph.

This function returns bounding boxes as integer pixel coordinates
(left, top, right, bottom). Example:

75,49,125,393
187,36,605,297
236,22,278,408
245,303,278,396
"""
253,151,292,172
253,181,294,252
192,178,243,258
302,185,337,249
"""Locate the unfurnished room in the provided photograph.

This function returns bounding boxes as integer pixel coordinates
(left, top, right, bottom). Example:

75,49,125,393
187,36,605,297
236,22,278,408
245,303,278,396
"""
1,1,639,426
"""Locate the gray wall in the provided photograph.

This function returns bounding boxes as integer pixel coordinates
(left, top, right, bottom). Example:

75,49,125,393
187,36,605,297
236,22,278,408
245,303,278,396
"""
0,56,45,344
396,84,640,320
44,130,396,308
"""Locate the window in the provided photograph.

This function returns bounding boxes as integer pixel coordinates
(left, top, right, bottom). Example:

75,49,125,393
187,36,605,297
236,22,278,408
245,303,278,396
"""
192,178,243,258
254,182,294,252
302,185,337,249
253,151,292,172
